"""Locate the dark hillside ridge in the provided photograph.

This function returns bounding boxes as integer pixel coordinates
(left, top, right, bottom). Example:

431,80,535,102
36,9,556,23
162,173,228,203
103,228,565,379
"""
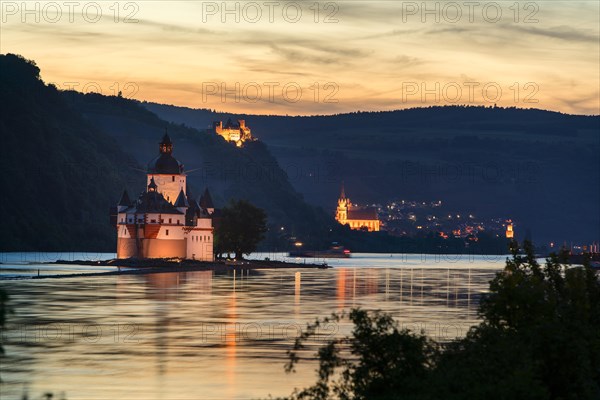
145,102,600,244
0,54,139,251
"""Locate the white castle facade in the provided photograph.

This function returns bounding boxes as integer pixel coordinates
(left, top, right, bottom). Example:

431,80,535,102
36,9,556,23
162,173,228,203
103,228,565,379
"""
115,133,215,261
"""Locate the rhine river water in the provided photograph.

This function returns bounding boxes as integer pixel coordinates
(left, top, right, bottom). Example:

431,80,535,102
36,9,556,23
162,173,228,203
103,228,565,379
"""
0,252,509,399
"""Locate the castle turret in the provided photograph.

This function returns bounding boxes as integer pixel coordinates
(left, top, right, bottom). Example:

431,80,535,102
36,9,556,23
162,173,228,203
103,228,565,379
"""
148,177,158,192
199,188,215,215
174,189,189,214
159,132,173,153
117,190,131,212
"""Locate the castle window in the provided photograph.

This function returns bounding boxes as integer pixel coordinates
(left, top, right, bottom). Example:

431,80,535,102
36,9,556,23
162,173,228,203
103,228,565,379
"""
160,219,164,223
172,176,175,182
151,219,156,223
169,218,172,224
166,229,169,236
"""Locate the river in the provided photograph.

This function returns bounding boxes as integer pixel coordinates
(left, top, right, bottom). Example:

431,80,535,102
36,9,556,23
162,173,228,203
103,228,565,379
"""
0,252,508,399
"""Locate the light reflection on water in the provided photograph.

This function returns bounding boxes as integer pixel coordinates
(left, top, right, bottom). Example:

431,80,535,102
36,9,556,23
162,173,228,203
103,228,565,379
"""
0,253,507,399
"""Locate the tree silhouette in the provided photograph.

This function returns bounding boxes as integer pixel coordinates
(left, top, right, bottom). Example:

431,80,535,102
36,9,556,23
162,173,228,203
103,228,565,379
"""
215,200,267,260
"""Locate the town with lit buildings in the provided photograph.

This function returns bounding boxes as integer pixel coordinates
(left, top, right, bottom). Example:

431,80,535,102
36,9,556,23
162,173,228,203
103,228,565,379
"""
379,199,515,240
336,195,515,241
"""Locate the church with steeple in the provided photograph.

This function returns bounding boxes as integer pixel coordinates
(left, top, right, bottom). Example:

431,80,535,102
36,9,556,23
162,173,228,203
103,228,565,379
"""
114,133,215,260
335,183,381,232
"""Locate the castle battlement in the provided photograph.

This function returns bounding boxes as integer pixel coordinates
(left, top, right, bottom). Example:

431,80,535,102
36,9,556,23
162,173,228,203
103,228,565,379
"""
213,118,254,147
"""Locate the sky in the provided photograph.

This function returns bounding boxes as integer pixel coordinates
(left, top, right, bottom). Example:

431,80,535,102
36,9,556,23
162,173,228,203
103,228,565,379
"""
1,1,599,115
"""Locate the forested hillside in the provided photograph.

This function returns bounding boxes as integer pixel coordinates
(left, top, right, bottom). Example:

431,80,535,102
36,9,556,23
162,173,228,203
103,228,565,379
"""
0,54,139,251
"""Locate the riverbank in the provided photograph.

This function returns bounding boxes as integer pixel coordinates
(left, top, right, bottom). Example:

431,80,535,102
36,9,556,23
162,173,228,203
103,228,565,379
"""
0,258,330,280
54,257,330,269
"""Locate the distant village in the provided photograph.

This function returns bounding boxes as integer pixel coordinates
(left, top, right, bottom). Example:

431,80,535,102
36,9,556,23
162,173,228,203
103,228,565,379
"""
379,199,514,241
334,188,514,241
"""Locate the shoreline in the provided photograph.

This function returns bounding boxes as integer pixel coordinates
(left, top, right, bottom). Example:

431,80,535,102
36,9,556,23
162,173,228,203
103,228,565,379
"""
0,258,330,280
53,257,331,269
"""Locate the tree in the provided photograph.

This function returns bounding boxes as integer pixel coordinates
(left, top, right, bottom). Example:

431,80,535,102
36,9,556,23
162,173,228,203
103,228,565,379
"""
280,241,600,400
284,309,438,400
215,199,267,260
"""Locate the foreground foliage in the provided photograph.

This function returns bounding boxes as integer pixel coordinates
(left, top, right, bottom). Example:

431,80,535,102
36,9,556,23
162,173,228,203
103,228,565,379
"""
281,241,600,400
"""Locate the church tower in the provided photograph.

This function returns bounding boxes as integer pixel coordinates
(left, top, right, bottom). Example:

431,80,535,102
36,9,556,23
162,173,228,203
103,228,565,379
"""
147,131,187,204
335,182,349,225
334,182,381,232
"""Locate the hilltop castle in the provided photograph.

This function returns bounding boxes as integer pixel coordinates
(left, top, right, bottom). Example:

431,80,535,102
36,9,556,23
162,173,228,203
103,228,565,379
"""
335,184,381,232
213,118,254,147
114,133,215,260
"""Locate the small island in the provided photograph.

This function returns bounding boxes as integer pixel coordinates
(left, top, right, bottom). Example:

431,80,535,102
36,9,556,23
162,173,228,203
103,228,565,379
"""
21,257,329,280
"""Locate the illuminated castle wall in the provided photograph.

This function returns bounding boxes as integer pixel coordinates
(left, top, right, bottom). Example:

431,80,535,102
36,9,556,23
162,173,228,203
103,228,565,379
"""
115,133,215,261
213,118,254,147
335,184,381,232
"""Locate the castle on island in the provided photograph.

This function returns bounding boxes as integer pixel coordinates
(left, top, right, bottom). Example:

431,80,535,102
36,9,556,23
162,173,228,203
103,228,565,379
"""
335,184,381,232
114,133,215,261
212,118,255,147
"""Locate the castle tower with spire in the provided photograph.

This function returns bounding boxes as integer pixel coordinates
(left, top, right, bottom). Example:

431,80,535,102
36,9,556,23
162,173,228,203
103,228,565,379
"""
115,133,214,261
146,132,186,204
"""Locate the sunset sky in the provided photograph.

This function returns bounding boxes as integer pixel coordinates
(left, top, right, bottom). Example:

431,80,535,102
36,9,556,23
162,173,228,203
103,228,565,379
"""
2,1,599,115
